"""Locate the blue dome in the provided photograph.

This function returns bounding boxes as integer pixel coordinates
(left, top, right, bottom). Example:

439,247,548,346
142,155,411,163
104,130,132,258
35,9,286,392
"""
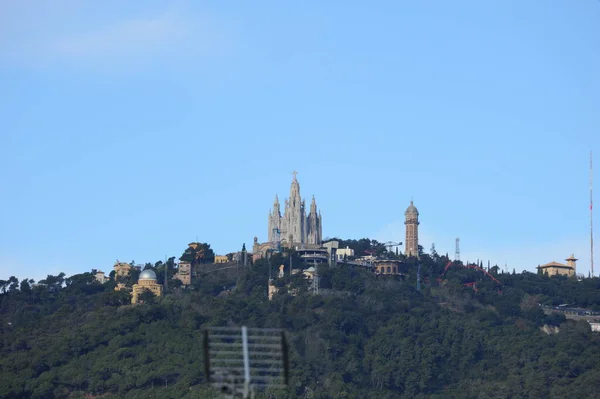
139,269,157,281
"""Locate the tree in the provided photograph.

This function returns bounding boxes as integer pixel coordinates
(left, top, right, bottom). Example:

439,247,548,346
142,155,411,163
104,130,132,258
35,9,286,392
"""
180,242,215,265
430,243,438,260
3,245,600,399
20,279,33,294
8,276,19,292
138,289,157,304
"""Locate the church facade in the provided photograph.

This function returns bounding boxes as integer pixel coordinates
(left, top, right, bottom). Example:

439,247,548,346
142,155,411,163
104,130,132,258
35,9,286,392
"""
267,173,322,249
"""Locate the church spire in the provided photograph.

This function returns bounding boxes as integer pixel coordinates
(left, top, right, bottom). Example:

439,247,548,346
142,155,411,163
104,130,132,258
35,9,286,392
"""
289,171,301,206
272,194,281,217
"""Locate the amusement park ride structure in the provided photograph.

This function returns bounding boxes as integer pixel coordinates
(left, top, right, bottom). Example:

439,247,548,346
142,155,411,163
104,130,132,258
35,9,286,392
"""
438,261,503,294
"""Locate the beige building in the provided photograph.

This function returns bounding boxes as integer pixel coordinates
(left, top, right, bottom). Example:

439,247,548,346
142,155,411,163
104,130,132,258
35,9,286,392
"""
114,283,129,292
336,246,354,261
95,270,109,284
268,279,278,300
175,261,192,286
131,269,163,304
214,255,228,264
537,254,577,277
252,237,275,260
404,201,419,258
373,259,402,275
114,261,132,278
356,255,377,264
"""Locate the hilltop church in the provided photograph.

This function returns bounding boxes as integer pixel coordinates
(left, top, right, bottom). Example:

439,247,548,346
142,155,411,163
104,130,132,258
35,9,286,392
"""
254,173,322,258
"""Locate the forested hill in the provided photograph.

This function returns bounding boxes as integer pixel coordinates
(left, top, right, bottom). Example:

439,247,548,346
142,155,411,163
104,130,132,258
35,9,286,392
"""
2,252,600,399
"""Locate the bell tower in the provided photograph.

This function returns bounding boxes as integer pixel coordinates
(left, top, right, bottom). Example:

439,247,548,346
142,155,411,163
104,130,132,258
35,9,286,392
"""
404,200,420,258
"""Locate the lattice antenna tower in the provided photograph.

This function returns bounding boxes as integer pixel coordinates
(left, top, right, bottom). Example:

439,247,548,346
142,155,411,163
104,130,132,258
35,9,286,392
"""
455,238,460,262
272,228,281,253
591,151,595,277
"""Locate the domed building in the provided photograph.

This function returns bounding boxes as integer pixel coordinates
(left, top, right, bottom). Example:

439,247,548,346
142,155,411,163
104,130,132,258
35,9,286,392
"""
131,269,163,304
404,201,420,258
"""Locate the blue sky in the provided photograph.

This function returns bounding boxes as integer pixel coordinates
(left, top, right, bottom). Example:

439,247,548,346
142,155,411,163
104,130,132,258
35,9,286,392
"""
1,0,599,281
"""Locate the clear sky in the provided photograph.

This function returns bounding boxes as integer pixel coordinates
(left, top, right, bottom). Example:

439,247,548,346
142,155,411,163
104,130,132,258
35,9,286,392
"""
1,0,599,282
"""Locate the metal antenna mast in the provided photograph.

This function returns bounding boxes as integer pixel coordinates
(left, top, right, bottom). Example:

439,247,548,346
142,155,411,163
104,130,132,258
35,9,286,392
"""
455,238,460,262
591,151,595,277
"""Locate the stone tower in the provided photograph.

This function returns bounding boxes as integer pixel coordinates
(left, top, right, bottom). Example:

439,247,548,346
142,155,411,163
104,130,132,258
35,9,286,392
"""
566,254,578,274
268,173,322,249
404,200,419,258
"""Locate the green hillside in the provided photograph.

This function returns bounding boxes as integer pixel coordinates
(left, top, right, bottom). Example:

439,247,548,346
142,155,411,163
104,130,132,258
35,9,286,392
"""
2,248,600,398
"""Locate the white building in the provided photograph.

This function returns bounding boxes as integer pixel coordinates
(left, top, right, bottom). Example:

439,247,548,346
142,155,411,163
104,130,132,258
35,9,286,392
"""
336,246,354,261
95,270,109,284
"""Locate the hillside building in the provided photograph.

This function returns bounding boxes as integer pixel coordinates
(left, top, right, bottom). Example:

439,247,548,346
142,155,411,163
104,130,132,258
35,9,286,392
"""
175,261,192,286
214,255,228,264
374,259,403,275
268,279,278,300
114,283,129,292
336,246,354,261
95,270,109,284
537,255,577,277
131,269,163,304
114,261,132,278
405,201,419,258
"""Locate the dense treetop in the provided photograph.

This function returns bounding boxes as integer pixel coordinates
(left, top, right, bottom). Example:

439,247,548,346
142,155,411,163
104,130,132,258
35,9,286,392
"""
1,240,600,398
